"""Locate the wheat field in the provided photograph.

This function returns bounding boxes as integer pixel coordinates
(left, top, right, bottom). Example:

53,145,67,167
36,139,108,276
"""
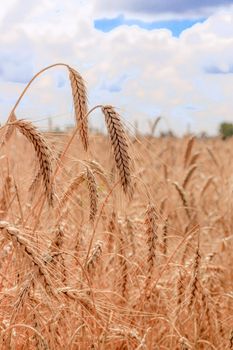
0,65,232,349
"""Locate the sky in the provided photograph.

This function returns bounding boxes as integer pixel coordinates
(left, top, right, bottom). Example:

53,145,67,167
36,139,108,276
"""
0,0,233,135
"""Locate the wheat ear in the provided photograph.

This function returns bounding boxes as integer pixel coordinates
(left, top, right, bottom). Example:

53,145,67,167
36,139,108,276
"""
102,105,132,195
0,221,55,297
188,242,201,310
14,120,54,205
68,67,88,151
144,204,158,293
86,167,98,223
184,136,195,167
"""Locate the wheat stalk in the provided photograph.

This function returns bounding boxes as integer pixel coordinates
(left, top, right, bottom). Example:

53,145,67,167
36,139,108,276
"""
183,164,197,189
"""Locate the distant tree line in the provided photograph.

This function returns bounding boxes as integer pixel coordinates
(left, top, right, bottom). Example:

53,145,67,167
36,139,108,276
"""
219,122,233,139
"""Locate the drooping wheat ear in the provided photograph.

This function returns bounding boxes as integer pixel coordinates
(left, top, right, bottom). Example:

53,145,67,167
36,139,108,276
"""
68,66,88,151
188,241,201,310
101,105,132,195
86,240,103,274
0,221,55,297
13,120,54,206
184,136,195,167
182,164,197,189
144,204,158,292
86,167,98,223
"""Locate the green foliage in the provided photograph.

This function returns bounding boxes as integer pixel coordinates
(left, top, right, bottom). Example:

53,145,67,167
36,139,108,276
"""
219,122,233,139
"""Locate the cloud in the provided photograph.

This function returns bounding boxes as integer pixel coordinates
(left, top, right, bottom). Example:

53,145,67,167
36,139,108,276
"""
0,33,34,83
0,0,233,136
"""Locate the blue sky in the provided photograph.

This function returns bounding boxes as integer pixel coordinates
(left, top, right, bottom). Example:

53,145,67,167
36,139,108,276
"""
94,16,206,37
0,0,233,135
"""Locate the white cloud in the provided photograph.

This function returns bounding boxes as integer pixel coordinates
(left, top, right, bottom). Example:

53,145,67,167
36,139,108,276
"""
0,1,232,135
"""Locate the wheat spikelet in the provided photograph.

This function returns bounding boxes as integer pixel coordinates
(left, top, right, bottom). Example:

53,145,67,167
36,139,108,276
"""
144,204,158,293
184,136,195,167
101,105,132,195
86,167,98,223
118,232,128,299
68,66,88,151
145,204,158,269
188,242,201,310
13,120,54,206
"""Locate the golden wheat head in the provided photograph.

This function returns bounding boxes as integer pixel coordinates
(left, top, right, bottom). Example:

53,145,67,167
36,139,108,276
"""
68,66,88,151
101,105,132,195
14,120,54,206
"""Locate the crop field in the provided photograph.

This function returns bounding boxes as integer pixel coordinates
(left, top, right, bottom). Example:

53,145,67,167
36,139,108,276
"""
0,65,232,349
